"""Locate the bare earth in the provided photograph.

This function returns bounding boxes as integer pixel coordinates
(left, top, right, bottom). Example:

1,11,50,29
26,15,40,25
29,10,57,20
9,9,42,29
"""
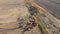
0,0,41,34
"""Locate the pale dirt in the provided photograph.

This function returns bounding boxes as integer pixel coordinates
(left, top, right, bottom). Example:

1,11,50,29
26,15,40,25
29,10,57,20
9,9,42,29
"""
0,26,41,34
0,0,41,34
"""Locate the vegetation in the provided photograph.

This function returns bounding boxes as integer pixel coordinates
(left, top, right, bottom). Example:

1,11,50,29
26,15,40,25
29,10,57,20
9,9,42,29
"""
35,16,50,34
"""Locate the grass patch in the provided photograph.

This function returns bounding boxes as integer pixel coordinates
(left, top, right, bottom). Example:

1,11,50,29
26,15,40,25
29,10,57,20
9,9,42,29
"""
35,18,49,34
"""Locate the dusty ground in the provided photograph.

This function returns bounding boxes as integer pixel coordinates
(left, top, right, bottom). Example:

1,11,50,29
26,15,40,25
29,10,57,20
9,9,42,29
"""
0,0,41,34
0,26,41,34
